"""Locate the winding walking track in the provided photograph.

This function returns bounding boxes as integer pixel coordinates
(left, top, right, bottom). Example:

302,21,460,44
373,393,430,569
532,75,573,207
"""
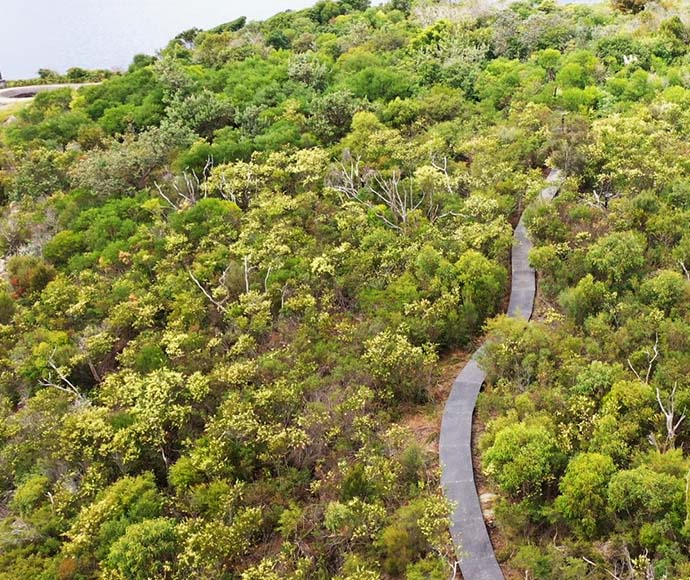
440,169,561,580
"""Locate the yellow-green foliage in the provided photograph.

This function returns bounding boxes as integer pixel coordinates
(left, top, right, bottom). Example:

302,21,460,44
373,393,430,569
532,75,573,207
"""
4,0,690,577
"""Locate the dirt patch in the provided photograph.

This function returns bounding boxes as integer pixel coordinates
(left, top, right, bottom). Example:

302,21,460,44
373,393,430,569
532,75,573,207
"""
532,273,558,322
399,350,475,458
402,410,440,455
433,348,474,402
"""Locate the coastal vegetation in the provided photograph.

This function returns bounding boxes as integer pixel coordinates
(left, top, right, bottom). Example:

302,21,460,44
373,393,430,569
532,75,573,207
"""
1,0,690,578
3,68,114,88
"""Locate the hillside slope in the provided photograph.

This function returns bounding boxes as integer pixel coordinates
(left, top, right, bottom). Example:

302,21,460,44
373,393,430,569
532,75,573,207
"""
1,0,689,578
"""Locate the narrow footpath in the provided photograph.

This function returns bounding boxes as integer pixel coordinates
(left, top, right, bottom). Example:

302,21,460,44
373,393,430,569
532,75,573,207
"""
439,169,561,580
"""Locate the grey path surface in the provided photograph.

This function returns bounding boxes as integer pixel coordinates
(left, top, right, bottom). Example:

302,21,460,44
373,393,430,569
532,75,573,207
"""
0,83,97,109
440,169,561,580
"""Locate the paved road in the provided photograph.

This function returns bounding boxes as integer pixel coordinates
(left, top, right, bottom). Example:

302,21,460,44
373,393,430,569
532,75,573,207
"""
0,83,97,109
440,169,561,580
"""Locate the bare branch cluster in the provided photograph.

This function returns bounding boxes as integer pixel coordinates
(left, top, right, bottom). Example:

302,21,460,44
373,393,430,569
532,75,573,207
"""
188,254,272,313
583,180,619,212
188,265,232,314
583,547,656,580
154,156,214,210
328,153,457,232
627,332,659,384
38,348,84,401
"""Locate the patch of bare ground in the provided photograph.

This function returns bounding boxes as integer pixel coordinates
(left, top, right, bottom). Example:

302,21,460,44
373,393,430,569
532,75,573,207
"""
432,349,475,450
402,408,440,456
400,349,475,461
433,348,475,403
532,274,557,322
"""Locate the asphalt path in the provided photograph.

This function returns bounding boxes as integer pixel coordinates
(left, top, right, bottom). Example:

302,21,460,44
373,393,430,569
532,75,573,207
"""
439,169,561,580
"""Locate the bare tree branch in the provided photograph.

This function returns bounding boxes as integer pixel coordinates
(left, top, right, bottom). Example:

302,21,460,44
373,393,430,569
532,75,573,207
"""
264,266,272,293
153,181,178,210
646,333,659,384
582,557,623,580
627,358,642,382
38,348,84,401
244,255,256,294
680,260,690,281
628,332,659,384
188,269,228,313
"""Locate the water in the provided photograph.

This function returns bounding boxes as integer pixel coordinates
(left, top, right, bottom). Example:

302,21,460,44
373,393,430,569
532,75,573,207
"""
0,0,329,80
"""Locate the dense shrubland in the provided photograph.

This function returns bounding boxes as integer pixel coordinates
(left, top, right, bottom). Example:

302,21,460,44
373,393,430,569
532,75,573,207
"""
1,0,689,578
471,2,690,578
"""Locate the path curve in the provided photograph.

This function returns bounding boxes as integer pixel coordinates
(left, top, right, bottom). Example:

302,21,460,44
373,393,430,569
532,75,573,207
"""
0,83,97,109
440,169,561,580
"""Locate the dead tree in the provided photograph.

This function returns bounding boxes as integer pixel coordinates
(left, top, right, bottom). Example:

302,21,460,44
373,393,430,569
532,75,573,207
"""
243,255,256,294
213,159,261,211
428,154,465,222
583,547,656,580
328,154,432,232
188,255,266,312
582,178,619,212
430,155,454,195
649,383,686,452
